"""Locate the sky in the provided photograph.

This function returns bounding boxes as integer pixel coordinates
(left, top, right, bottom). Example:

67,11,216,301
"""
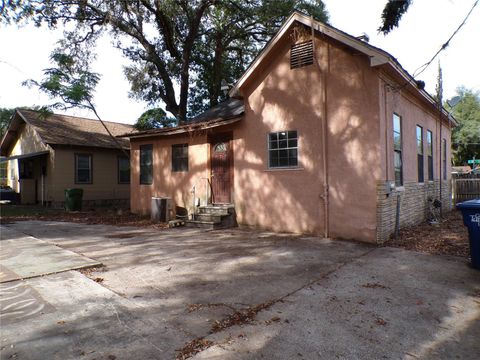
0,0,479,125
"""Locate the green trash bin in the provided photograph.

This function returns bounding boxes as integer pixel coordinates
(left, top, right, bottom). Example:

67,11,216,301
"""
65,188,83,211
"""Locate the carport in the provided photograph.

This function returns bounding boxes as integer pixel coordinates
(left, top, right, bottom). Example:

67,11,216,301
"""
0,150,49,204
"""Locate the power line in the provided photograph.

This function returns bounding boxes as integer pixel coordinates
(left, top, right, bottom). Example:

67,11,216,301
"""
413,0,479,79
0,60,24,73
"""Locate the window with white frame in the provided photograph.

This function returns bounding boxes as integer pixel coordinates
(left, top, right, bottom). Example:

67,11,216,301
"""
268,131,298,168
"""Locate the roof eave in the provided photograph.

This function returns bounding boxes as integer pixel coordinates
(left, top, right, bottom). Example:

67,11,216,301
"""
0,109,47,156
229,11,454,127
121,116,243,139
379,62,458,127
229,12,389,97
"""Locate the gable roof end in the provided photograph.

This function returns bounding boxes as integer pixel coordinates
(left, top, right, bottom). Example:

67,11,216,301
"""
228,11,389,98
228,11,455,126
0,109,134,155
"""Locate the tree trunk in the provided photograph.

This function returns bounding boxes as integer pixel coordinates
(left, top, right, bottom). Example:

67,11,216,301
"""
210,34,224,107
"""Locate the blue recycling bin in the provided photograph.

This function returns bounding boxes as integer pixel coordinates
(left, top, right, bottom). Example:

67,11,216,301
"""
456,199,480,269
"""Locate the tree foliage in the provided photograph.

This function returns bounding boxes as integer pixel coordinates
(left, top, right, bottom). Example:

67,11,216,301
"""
0,108,15,139
23,41,129,157
24,47,100,112
134,108,177,131
447,87,480,165
378,0,412,35
3,1,328,121
0,106,48,139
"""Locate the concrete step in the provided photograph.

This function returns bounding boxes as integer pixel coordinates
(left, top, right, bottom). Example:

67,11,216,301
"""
194,214,222,223
198,204,235,216
186,204,237,230
185,220,225,230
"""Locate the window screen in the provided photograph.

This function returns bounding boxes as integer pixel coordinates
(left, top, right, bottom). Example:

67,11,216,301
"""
75,154,92,184
140,144,153,184
393,114,402,186
172,144,188,172
427,130,433,181
118,156,130,184
416,125,424,183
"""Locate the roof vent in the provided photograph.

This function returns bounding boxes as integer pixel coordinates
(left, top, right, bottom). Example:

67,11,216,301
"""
356,33,370,42
290,40,314,69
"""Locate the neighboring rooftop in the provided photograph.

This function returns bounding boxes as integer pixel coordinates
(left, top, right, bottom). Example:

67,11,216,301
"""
191,98,244,123
1,109,134,155
122,98,244,139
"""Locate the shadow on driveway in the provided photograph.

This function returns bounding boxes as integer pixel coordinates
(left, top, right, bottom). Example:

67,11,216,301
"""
1,221,478,359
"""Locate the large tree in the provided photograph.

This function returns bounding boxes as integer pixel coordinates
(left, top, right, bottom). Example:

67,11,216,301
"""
447,87,480,166
3,1,328,122
378,0,412,35
0,108,15,139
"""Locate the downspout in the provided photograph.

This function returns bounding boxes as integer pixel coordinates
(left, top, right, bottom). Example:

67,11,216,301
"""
322,44,330,239
439,117,442,216
439,108,443,217
384,82,389,183
311,17,330,238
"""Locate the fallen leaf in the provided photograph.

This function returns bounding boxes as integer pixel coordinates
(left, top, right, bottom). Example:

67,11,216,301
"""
362,283,390,289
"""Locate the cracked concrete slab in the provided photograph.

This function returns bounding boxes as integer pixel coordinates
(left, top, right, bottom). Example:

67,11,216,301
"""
0,271,182,360
2,221,479,359
193,248,480,360
0,226,101,283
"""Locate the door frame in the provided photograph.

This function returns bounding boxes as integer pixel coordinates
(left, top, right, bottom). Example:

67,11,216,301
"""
208,132,234,204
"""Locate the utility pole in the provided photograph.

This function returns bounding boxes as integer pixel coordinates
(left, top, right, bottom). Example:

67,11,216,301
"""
436,62,443,217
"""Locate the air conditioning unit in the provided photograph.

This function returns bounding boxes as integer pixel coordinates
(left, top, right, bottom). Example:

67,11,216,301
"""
151,197,172,222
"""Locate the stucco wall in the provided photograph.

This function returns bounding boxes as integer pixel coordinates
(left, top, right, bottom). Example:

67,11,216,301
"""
130,135,210,216
128,27,452,244
50,146,130,204
235,32,380,241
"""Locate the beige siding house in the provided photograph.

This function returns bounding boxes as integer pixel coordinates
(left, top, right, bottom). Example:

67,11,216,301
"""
0,109,133,207
123,12,455,243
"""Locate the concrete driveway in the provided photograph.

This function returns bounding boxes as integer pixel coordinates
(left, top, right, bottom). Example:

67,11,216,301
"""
1,221,479,360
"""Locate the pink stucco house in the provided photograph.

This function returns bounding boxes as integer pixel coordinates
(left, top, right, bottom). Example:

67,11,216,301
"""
122,12,455,243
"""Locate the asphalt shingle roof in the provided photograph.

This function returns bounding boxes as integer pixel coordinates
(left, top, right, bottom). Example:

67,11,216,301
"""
17,109,134,149
191,98,244,123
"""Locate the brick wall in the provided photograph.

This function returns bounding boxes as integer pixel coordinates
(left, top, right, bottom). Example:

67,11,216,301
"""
376,180,452,243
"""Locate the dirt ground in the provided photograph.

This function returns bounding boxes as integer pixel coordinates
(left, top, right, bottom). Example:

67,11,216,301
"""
0,205,168,228
386,210,470,259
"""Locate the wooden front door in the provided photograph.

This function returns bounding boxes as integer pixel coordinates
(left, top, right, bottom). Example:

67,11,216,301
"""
210,134,232,204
